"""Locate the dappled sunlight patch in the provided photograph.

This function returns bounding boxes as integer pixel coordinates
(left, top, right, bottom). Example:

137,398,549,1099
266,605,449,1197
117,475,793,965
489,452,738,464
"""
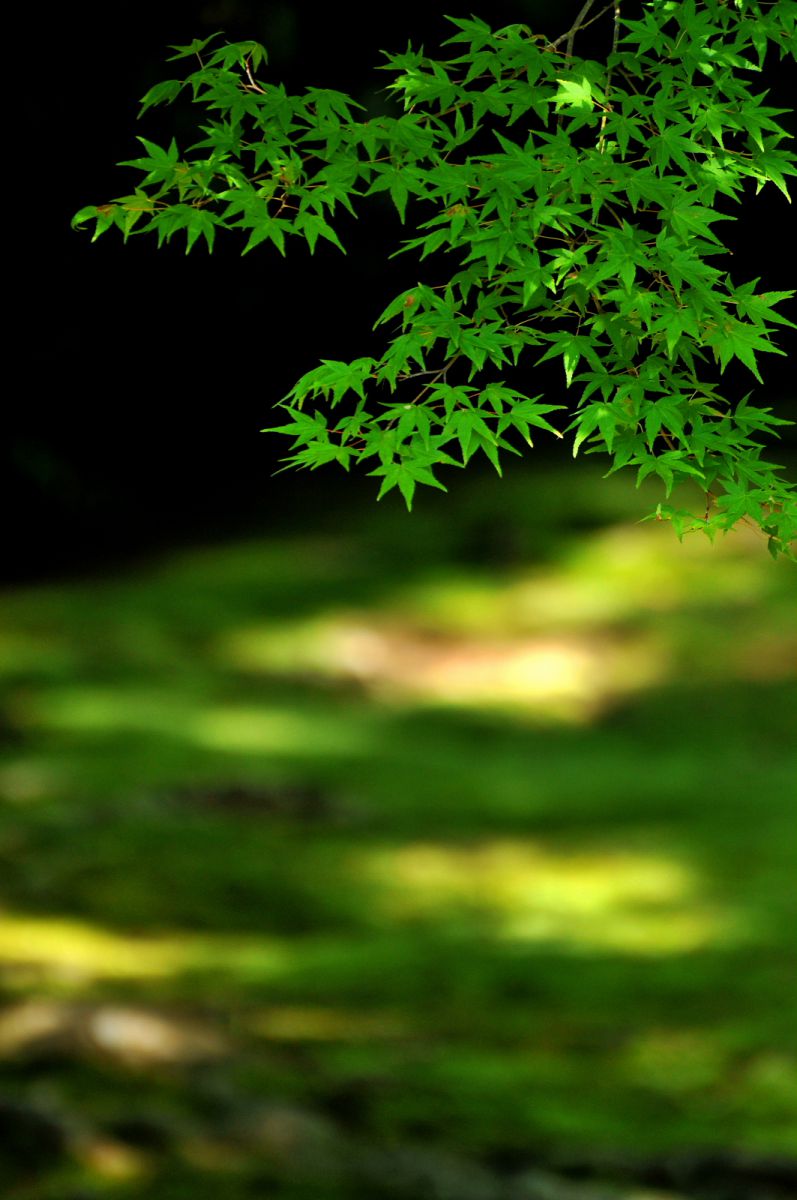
618,1036,797,1130
74,1136,152,1183
0,913,288,986
191,705,369,756
220,618,664,723
215,519,793,723
386,521,780,632
17,685,370,758
562,521,775,609
86,1006,225,1065
0,999,226,1065
0,915,188,982
355,841,734,954
23,686,201,739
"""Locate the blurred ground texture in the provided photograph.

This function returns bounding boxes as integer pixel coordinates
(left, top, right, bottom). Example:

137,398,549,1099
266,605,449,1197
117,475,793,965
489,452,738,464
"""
1,464,795,1199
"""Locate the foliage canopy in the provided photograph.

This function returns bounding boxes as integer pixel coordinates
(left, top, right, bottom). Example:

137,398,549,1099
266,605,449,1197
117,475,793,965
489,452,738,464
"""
74,0,797,556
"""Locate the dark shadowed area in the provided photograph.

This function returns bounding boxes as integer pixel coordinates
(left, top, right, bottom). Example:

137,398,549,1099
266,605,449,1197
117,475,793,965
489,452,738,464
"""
9,0,797,581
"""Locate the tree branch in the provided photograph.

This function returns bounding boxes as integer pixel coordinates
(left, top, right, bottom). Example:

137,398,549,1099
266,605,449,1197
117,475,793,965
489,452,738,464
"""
548,0,612,57
598,1,622,152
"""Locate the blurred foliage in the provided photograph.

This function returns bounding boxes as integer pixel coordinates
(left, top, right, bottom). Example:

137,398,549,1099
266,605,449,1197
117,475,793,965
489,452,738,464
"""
0,462,795,1198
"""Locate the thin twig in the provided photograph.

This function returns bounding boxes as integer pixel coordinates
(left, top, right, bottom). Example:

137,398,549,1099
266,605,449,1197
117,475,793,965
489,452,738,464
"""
610,0,622,57
397,368,447,381
598,1,622,152
243,59,268,94
548,0,610,56
412,354,462,405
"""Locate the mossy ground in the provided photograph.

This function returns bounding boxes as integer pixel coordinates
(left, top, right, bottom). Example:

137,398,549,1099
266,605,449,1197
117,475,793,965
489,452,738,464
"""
1,463,795,1197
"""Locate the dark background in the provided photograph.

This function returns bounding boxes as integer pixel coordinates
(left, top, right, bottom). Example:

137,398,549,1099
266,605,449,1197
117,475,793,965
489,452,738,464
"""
11,0,796,582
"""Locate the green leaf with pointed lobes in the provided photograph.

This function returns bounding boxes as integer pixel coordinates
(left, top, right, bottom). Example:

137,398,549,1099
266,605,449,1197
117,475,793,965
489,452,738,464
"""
73,10,797,554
